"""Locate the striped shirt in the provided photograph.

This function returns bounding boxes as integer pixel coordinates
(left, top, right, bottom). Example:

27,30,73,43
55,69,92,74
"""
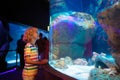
23,43,39,76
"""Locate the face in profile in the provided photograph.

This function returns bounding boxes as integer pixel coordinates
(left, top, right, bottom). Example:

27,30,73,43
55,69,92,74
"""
33,30,39,42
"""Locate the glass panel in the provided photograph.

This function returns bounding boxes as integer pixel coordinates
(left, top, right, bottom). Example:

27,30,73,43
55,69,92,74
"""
49,0,119,80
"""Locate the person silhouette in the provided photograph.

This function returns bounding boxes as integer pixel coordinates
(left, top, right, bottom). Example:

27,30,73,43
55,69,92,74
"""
43,36,49,59
35,33,45,60
16,34,26,69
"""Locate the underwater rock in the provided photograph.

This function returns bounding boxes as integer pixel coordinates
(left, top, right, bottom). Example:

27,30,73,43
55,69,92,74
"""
50,12,96,59
54,58,68,69
73,58,88,65
93,52,117,68
64,56,73,65
89,68,120,80
97,1,120,70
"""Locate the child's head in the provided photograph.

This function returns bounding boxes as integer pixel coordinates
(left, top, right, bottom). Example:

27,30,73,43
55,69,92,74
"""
23,27,38,43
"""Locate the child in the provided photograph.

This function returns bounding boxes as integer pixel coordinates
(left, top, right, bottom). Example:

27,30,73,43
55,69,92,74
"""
22,27,48,80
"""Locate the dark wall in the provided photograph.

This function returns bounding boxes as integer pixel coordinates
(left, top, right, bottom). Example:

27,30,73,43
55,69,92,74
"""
0,0,49,30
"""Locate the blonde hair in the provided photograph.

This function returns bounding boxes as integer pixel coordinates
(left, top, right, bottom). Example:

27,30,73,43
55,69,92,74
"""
23,27,38,43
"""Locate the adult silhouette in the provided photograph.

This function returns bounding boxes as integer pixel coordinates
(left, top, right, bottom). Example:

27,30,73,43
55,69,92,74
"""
35,33,45,60
16,34,26,69
43,37,49,59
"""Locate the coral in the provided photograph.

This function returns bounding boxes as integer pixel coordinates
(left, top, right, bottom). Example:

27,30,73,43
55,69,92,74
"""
54,58,68,69
73,58,88,65
89,68,120,80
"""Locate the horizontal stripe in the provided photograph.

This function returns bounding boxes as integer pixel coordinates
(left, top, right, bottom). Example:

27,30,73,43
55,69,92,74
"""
24,67,38,70
23,70,38,76
30,58,38,60
24,64,37,67
23,69,38,72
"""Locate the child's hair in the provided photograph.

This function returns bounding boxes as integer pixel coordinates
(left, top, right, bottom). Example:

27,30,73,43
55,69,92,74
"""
23,27,38,43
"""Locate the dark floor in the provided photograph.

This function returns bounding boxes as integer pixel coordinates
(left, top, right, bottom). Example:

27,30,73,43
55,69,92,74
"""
0,67,45,80
0,67,22,80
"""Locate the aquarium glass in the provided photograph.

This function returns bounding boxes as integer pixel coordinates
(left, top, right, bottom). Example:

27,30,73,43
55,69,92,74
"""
49,0,119,80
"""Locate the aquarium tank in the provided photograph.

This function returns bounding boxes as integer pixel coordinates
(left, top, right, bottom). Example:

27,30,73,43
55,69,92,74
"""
49,0,120,80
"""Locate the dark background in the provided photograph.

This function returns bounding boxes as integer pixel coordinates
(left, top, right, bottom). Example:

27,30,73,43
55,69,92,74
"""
0,0,49,30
